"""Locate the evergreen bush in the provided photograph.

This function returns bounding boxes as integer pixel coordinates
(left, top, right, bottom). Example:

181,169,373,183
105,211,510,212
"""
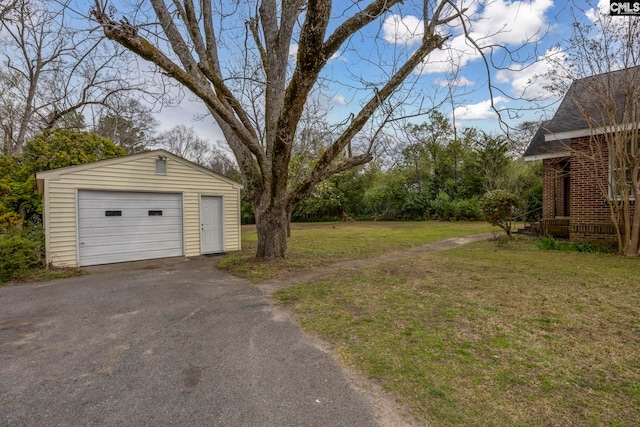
429,194,482,221
0,229,44,283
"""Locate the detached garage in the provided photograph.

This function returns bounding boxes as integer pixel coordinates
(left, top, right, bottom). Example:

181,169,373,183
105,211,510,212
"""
36,150,243,267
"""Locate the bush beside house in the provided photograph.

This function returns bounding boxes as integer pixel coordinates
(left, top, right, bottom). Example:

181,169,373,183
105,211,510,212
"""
0,130,125,283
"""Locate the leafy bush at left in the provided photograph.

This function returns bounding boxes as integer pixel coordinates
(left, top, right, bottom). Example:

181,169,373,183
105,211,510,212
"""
0,228,44,283
1,130,126,282
0,155,42,228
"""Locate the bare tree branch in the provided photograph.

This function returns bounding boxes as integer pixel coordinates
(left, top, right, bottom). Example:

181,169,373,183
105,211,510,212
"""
87,0,535,259
0,0,152,154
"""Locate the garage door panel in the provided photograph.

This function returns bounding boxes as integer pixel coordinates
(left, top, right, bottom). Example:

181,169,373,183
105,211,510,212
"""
78,231,183,247
78,208,182,220
82,204,182,213
80,240,183,257
82,224,182,240
80,205,182,220
79,191,182,202
78,190,183,266
79,216,182,229
80,248,184,266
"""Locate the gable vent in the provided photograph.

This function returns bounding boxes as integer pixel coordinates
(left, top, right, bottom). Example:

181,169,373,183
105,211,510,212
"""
156,158,167,175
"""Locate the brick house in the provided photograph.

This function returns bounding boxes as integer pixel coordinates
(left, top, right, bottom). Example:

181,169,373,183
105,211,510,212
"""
524,68,638,244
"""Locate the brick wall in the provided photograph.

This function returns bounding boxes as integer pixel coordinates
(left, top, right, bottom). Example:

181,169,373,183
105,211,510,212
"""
569,135,635,244
569,136,610,224
540,135,636,245
542,159,555,219
542,158,569,219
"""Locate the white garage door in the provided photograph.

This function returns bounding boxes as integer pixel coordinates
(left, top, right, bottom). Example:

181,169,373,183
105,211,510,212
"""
78,190,183,266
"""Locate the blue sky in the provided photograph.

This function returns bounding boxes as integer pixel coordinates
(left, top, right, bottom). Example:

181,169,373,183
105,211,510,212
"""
154,0,603,143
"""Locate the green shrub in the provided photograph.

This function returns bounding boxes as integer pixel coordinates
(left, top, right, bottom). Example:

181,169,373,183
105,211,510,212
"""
401,192,430,220
0,155,42,228
428,194,482,221
453,197,482,220
536,235,561,251
0,230,44,283
481,190,520,236
535,236,612,254
429,192,454,221
571,241,594,253
23,129,126,173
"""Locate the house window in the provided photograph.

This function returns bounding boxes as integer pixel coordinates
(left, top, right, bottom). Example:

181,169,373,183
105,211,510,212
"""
105,210,122,216
148,210,163,216
156,158,167,175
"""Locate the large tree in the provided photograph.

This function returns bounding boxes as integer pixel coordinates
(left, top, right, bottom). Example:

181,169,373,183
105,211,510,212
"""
0,0,150,154
90,0,529,258
0,0,18,21
94,97,158,154
154,125,211,164
549,1,640,256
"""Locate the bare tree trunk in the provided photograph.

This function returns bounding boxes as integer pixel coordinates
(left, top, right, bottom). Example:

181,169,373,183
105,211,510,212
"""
628,207,640,256
286,207,293,238
255,200,289,259
89,0,487,260
628,179,640,256
12,65,39,154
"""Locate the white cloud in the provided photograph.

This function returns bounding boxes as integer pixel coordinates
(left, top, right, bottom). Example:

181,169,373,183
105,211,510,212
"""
453,96,507,121
329,51,342,61
434,76,474,87
382,14,423,45
417,33,481,74
585,0,609,22
388,1,553,75
495,46,568,100
331,94,348,105
471,0,554,46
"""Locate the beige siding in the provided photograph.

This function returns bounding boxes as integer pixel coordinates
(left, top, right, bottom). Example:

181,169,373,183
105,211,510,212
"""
41,154,241,267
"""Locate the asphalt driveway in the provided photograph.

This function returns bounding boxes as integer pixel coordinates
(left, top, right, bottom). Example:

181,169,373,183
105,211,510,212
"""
0,257,386,426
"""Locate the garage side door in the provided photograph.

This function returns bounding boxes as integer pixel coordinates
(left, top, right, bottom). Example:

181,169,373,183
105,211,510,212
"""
78,190,183,266
200,196,224,254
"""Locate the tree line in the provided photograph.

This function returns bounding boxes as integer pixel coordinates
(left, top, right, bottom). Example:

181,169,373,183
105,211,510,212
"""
3,0,544,261
285,112,541,224
1,113,541,231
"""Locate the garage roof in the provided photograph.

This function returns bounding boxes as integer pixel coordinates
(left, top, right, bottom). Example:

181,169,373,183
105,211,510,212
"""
36,149,244,190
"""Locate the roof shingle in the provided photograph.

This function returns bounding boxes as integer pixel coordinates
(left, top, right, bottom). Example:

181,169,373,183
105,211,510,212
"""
524,66,640,160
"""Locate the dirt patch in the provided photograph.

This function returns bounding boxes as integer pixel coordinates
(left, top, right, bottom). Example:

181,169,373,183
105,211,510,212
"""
182,365,204,392
0,316,42,330
257,232,495,294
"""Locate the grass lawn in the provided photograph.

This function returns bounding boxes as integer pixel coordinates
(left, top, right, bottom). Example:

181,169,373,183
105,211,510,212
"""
260,228,640,426
223,222,640,426
218,221,495,283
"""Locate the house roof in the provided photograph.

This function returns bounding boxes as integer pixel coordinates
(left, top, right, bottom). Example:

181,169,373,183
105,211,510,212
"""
523,121,570,160
523,66,640,161
35,149,244,190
